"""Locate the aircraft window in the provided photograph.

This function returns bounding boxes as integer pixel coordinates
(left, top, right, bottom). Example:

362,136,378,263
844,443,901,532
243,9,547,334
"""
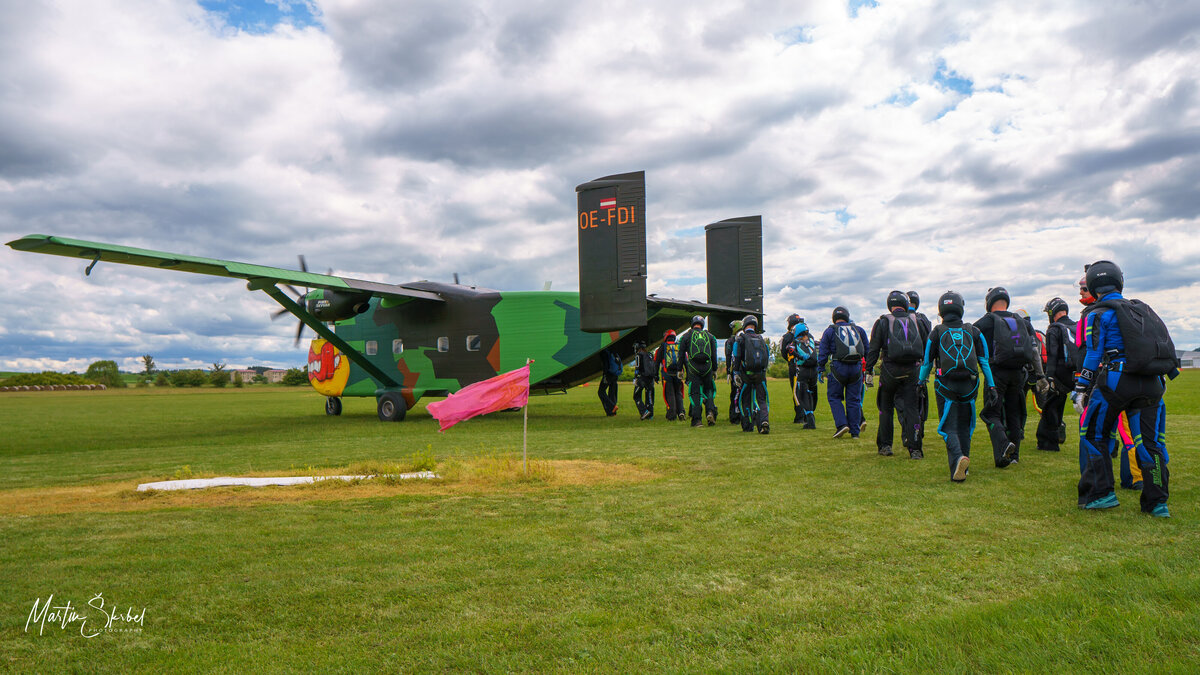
437,337,449,352
392,339,404,355
466,335,481,352
366,340,377,356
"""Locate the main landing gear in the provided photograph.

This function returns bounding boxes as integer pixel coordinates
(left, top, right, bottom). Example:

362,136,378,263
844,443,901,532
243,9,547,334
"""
325,397,342,416
376,392,407,422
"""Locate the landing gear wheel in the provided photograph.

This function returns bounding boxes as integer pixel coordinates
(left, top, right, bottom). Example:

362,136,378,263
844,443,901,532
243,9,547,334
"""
377,392,407,422
325,397,342,416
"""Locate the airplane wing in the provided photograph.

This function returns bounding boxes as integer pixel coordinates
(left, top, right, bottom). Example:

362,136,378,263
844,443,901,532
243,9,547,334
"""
5,234,444,303
646,296,759,339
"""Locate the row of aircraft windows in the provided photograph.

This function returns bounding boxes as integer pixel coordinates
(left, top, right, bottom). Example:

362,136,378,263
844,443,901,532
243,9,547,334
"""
362,336,482,356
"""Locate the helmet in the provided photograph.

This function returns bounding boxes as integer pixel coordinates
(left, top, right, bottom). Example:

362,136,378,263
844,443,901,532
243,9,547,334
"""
742,314,759,330
786,313,801,328
906,291,920,310
1043,297,1068,319
1078,272,1095,305
663,329,677,342
729,319,743,333
1085,260,1123,296
691,315,705,329
793,321,810,338
832,306,850,322
985,286,1010,312
633,340,646,350
938,291,965,319
887,290,908,312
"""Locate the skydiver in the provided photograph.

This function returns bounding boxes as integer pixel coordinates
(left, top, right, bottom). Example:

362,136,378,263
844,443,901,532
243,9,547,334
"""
818,306,870,439
787,320,819,429
632,340,658,420
654,329,686,421
679,315,719,427
973,287,1045,467
725,320,743,425
732,314,771,434
780,313,805,423
907,290,932,451
1038,297,1076,452
598,347,621,416
865,291,929,458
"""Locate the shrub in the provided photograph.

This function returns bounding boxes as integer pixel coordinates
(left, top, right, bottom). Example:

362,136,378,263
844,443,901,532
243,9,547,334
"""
2,371,94,387
172,370,207,387
154,371,171,387
281,368,308,386
85,360,126,388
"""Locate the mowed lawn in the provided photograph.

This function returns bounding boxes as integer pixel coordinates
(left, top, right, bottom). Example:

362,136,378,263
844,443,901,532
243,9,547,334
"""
2,376,1198,672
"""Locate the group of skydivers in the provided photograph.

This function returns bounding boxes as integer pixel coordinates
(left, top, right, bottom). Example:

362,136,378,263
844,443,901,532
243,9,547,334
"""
597,259,1177,517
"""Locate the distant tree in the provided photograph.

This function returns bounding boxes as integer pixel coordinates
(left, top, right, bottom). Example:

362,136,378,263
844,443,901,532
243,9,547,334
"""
253,374,267,384
172,369,206,387
280,368,308,386
209,362,230,388
85,360,126,388
154,371,171,387
233,371,244,388
141,354,156,376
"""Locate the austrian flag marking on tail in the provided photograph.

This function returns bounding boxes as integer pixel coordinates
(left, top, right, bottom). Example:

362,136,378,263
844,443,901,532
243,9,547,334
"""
599,197,616,209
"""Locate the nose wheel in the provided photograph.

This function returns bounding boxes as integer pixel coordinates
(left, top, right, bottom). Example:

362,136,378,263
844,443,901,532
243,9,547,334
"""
377,392,407,422
325,397,342,416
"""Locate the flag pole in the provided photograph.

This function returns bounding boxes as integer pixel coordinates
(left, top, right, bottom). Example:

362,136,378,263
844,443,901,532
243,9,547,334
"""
523,358,532,475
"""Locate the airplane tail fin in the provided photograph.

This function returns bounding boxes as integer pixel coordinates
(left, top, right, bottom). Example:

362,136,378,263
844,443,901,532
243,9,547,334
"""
575,170,647,332
705,215,763,316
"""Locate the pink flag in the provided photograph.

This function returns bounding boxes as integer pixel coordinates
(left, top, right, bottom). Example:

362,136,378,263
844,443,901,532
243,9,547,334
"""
426,365,531,431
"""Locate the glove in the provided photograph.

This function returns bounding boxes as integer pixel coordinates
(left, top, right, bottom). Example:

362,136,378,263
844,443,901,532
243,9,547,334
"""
1071,390,1088,415
865,372,874,388
984,386,1000,409
817,371,825,384
733,374,743,388
1035,376,1053,400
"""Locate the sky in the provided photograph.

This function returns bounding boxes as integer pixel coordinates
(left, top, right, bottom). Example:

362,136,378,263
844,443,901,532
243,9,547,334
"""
2,0,1199,372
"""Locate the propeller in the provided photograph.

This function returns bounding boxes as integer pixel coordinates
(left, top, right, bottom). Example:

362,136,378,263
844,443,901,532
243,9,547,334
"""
453,272,460,285
270,255,314,347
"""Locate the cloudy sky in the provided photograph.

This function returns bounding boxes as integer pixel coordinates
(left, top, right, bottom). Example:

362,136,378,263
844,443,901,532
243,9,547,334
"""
2,0,1199,372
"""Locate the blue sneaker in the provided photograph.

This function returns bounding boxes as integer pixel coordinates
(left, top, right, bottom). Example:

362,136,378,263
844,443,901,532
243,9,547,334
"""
1150,503,1170,518
1083,492,1120,510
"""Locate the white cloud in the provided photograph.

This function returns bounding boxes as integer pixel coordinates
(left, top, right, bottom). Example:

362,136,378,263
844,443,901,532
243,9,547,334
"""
3,0,1200,373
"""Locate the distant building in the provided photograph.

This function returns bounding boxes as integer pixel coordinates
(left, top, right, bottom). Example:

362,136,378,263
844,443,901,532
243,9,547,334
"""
264,369,288,383
233,369,257,381
1176,351,1200,368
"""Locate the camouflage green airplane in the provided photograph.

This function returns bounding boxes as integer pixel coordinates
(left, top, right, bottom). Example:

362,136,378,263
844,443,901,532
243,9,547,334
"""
6,171,763,421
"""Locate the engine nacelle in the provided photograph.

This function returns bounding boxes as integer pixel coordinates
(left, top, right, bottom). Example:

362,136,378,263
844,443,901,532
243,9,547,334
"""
308,290,372,322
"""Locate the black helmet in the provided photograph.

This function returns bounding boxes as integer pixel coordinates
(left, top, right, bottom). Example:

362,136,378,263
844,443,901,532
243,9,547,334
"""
1085,260,1123,296
786,313,801,328
906,291,920,310
742,314,759,330
938,291,965,319
887,290,908,312
832,306,850,322
691,315,705,329
985,286,1010,312
1043,297,1069,319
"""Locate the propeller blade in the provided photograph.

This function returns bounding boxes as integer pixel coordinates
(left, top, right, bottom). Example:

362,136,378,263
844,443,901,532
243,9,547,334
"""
271,307,290,320
298,255,308,274
453,272,460,285
282,284,303,299
293,320,305,347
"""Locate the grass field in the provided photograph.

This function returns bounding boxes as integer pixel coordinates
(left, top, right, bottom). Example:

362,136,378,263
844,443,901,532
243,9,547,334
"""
2,376,1198,672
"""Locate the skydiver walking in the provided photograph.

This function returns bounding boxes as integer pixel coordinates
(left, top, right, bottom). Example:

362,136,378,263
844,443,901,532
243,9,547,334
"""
787,320,819,429
818,306,870,439
632,340,658,420
732,315,771,434
866,291,929,458
1037,297,1077,452
725,320,743,425
973,287,1045,466
654,329,686,421
907,291,932,451
679,315,719,427
781,313,805,423
1073,260,1174,516
918,291,998,482
597,347,621,416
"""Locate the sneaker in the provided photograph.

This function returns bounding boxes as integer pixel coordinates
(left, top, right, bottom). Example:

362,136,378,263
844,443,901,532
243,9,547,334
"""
953,456,970,481
859,420,869,433
909,448,924,460
612,405,619,415
878,446,893,457
706,412,716,426
1150,503,1170,518
1002,442,1018,463
833,426,850,439
1082,492,1120,510
1132,481,1143,490
640,410,651,420
759,423,770,435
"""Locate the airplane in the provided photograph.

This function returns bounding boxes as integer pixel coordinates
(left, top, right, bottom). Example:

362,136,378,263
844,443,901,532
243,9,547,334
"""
6,171,763,421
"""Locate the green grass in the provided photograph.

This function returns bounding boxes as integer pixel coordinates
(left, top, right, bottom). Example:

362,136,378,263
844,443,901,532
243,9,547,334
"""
2,375,1198,672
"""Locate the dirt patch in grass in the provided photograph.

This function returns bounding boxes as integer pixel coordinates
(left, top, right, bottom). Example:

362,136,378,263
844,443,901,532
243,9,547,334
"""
0,459,661,516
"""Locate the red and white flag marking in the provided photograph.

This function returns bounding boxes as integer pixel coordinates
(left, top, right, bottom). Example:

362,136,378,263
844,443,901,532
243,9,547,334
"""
599,197,616,210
